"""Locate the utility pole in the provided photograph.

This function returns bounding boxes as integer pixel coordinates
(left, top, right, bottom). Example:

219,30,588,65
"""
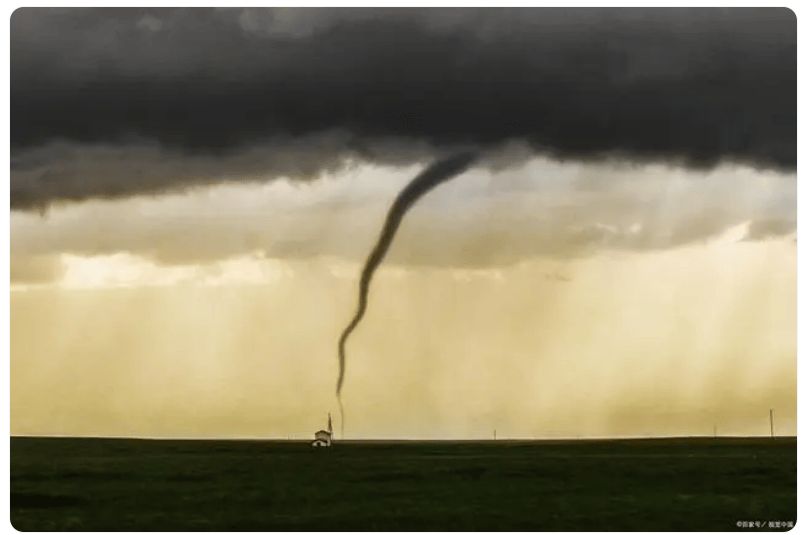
770,409,775,439
713,425,717,438
493,429,497,441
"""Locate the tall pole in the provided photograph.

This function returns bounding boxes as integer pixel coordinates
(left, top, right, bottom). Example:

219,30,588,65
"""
770,409,774,439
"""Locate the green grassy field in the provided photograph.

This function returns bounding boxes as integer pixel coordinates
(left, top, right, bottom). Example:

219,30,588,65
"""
10,436,796,531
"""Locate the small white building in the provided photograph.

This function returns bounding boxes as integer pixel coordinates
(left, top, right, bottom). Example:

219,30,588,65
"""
312,429,332,447
311,413,334,447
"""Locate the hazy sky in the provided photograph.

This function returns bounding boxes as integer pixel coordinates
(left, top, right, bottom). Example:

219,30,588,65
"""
10,8,796,438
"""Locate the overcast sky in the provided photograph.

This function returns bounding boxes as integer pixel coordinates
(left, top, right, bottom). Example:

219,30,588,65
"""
10,8,796,438
11,7,795,208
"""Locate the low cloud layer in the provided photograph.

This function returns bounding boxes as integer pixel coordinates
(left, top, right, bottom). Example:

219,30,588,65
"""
11,158,795,284
11,8,796,208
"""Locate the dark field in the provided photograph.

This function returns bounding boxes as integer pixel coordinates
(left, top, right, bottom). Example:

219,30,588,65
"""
10,436,796,531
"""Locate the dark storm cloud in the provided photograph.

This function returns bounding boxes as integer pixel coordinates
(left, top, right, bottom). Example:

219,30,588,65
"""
10,134,372,209
11,7,796,208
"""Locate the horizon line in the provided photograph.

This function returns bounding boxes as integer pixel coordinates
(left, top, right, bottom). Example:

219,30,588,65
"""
10,434,797,441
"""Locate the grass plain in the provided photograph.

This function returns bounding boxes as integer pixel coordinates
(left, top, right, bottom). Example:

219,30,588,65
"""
10,436,796,531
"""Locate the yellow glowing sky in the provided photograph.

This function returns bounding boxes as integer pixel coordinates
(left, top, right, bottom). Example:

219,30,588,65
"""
10,157,797,438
